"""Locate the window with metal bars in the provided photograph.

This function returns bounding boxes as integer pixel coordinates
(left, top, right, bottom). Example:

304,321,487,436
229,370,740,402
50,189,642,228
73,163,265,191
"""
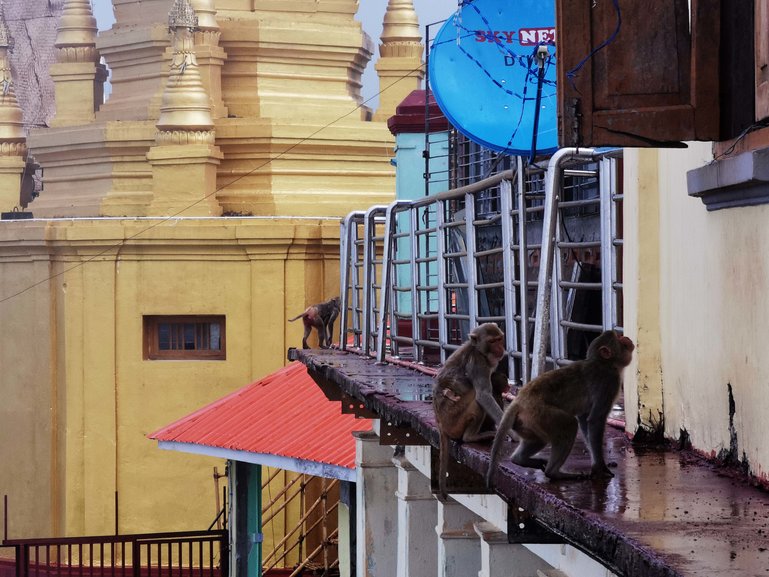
143,315,226,360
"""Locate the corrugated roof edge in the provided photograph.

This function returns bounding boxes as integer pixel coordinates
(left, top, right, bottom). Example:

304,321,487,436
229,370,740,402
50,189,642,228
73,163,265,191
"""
148,362,371,472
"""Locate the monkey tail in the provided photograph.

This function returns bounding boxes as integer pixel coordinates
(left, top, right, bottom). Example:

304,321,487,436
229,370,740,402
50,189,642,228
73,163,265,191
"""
287,314,304,322
486,403,519,488
438,429,450,501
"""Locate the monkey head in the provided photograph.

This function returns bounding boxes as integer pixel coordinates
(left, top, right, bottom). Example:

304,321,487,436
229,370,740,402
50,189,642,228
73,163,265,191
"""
591,331,635,367
470,323,506,366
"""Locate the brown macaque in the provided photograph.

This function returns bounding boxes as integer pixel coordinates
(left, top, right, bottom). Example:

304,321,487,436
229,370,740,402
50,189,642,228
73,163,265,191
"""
486,330,634,485
481,370,510,433
433,323,507,499
288,296,340,349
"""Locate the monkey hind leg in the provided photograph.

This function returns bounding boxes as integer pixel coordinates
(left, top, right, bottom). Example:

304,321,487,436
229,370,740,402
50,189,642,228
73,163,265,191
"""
462,430,496,443
511,439,548,471
313,321,327,348
543,414,587,480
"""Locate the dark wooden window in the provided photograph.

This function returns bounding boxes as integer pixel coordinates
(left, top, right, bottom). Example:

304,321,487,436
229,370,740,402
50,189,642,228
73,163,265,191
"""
143,315,226,360
556,0,721,147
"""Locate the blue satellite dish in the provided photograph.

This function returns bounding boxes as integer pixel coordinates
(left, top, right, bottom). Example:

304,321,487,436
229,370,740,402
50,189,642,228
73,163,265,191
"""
429,0,558,155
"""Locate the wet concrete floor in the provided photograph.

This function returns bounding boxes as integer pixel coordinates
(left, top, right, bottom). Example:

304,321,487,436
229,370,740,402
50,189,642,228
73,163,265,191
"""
294,348,769,577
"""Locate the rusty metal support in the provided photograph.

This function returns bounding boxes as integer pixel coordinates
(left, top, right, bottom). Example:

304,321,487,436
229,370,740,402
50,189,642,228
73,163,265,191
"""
379,421,428,445
507,504,563,544
340,394,378,418
429,446,492,496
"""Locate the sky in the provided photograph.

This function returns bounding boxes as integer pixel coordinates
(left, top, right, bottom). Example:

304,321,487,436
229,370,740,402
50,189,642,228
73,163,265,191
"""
90,0,456,107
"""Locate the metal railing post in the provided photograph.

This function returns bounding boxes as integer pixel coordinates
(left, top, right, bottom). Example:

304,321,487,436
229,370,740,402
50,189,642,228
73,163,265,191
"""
409,207,421,361
516,158,531,383
339,212,363,350
377,201,411,361
531,148,595,379
364,207,389,355
464,192,478,331
499,178,517,381
436,199,449,363
600,156,617,331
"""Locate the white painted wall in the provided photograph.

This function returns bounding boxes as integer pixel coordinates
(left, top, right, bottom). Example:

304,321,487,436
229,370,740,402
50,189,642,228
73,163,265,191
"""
624,143,769,479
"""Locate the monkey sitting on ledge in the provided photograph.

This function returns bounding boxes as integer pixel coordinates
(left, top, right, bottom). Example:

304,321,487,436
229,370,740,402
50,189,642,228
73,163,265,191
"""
288,296,340,349
433,323,507,499
486,330,634,485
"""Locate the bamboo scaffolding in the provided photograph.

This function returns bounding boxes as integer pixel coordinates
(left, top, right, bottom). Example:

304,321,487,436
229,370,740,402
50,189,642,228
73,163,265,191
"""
261,477,340,574
287,528,339,577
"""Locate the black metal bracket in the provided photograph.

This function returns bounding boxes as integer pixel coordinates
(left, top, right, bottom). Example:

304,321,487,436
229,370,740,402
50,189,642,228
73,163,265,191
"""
340,393,378,419
507,503,564,544
379,420,427,445
429,446,493,495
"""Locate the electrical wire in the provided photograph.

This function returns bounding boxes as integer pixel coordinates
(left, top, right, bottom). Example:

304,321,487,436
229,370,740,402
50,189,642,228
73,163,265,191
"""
565,0,622,89
0,63,426,305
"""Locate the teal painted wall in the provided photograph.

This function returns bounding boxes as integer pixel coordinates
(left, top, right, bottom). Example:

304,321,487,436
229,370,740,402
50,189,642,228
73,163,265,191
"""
393,131,449,314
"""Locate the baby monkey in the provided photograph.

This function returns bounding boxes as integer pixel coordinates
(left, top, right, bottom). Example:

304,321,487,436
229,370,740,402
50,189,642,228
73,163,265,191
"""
433,323,507,499
486,330,634,484
288,296,340,349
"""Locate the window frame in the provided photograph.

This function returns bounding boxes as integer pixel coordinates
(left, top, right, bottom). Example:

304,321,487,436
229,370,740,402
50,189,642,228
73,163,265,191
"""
143,315,227,361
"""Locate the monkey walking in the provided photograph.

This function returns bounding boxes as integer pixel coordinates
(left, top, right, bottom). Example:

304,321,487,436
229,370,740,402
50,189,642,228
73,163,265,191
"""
486,330,634,485
433,323,507,499
288,296,340,349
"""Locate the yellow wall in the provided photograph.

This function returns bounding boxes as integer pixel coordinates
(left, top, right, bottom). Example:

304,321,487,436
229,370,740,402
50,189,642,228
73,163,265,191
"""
624,143,769,479
0,0,405,553
0,217,342,538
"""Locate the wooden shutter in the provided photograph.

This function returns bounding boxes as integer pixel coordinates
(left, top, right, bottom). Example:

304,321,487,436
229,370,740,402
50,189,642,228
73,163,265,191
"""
757,0,769,121
556,0,721,148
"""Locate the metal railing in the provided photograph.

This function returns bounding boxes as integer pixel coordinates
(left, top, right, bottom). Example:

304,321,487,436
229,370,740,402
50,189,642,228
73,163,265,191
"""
339,148,624,387
2,531,227,577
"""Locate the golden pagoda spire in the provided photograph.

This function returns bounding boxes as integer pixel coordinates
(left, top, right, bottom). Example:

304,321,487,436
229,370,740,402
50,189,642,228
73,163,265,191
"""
373,0,425,122
49,0,107,127
0,4,25,150
55,0,99,64
188,0,228,119
155,0,215,144
147,0,222,217
190,0,218,32
380,0,421,47
0,1,27,212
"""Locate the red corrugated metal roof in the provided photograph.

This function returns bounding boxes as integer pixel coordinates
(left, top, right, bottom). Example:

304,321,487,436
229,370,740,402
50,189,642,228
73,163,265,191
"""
148,362,371,471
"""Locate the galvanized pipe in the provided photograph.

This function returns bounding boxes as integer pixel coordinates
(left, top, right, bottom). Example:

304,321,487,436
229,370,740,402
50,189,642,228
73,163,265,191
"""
531,148,596,379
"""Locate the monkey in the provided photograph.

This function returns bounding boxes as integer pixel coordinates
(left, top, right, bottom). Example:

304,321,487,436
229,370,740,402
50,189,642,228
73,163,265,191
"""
485,330,634,485
288,296,341,349
433,323,507,499
480,369,511,433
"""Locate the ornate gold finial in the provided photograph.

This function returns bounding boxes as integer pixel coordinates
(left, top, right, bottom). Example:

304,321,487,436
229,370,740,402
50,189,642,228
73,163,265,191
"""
380,0,421,49
156,0,214,143
55,0,99,64
169,0,199,32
